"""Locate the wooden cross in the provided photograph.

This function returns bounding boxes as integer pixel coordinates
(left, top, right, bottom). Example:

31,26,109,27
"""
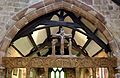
52,27,72,55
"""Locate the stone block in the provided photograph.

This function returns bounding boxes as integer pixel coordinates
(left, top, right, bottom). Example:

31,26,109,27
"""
81,0,93,5
109,40,119,53
15,17,28,29
96,21,106,32
6,25,19,39
6,19,16,30
29,1,44,9
0,51,5,57
36,7,46,17
63,1,72,11
80,3,93,11
53,1,63,10
117,58,120,66
0,37,11,51
12,8,28,21
93,0,102,5
73,0,81,7
96,13,106,24
25,10,38,22
25,8,36,15
19,0,29,3
0,7,3,10
14,7,22,12
44,0,55,6
55,0,63,2
64,0,73,4
84,12,98,25
46,4,54,13
103,29,113,41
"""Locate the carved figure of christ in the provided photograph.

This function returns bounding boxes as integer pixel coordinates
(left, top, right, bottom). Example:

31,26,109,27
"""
52,28,72,55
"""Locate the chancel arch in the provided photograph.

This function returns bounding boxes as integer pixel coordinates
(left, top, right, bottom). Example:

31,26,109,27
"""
1,0,118,78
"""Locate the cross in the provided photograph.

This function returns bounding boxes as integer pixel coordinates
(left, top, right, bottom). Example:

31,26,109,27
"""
52,27,72,55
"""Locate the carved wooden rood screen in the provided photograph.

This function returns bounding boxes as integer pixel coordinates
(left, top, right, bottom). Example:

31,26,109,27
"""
3,9,117,78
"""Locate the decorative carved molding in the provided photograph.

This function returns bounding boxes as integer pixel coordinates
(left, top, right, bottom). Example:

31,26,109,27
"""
2,57,117,68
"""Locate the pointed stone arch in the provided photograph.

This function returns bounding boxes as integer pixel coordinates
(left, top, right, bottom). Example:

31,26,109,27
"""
0,0,119,55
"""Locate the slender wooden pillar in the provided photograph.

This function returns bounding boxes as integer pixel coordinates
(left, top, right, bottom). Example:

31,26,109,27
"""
52,39,56,56
7,68,12,78
69,38,72,56
44,68,48,78
108,67,115,78
26,68,30,78
4,68,7,78
92,68,96,78
76,68,80,78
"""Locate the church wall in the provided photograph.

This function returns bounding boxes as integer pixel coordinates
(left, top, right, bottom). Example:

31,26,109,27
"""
0,0,120,77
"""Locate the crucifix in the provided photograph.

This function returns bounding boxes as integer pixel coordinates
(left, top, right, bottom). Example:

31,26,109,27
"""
52,27,72,55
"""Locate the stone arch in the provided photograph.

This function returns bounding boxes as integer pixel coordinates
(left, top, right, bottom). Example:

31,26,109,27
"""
0,0,119,55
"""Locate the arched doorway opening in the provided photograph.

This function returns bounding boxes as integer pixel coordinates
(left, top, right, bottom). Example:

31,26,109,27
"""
1,0,118,78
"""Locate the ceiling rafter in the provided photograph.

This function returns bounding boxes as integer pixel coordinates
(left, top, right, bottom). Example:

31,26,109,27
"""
28,34,37,48
12,20,86,42
72,30,75,39
27,34,40,56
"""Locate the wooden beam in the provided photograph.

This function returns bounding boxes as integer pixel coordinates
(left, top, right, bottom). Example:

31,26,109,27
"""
72,30,75,39
28,34,37,48
39,20,80,28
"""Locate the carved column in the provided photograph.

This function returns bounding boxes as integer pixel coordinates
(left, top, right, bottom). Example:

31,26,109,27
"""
61,36,64,55
75,68,80,78
92,68,96,78
69,38,72,56
108,67,115,78
7,68,12,78
44,68,48,78
26,68,30,78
